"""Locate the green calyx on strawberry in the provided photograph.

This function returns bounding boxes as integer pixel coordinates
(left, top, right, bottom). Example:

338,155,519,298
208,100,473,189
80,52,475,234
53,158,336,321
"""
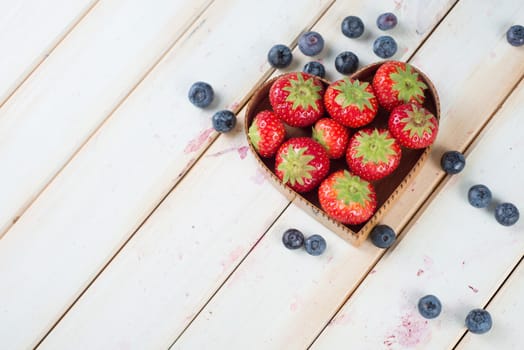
372,61,428,111
389,103,438,149
318,170,377,225
275,137,329,193
324,78,378,128
248,110,286,157
346,128,402,181
269,72,325,127
312,118,350,159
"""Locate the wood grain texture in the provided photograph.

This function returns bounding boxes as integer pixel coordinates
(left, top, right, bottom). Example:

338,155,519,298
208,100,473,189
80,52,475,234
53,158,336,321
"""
0,0,333,348
456,261,524,350
172,0,524,348
0,0,97,103
0,0,212,237
312,78,524,349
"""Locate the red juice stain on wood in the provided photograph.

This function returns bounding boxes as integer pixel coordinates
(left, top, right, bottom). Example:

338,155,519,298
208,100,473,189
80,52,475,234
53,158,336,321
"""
184,128,214,153
386,312,431,347
250,168,267,185
329,312,351,326
416,269,424,276
468,285,479,293
237,146,248,159
220,246,244,272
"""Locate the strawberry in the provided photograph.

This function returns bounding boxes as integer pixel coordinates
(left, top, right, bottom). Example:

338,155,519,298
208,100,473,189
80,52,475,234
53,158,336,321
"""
275,137,329,193
248,110,286,157
372,61,427,111
324,78,378,128
346,128,401,181
269,72,325,127
389,103,438,149
318,170,377,225
312,118,350,159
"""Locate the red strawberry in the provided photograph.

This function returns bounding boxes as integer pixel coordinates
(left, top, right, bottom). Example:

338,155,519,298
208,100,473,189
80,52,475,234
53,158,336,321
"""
372,61,428,111
346,128,401,181
312,118,350,159
318,170,377,225
269,72,325,127
389,103,438,149
324,78,378,128
275,137,329,193
248,110,286,157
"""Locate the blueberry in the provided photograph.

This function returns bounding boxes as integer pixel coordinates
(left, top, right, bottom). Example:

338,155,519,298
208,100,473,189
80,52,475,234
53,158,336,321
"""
267,44,293,68
282,229,305,250
468,185,492,208
495,202,519,226
506,25,524,47
188,82,214,108
418,295,442,319
335,51,359,75
370,225,396,248
465,309,492,334
212,110,236,133
303,61,326,78
341,16,364,38
298,31,324,56
373,36,398,59
440,151,466,174
377,13,398,31
304,234,326,256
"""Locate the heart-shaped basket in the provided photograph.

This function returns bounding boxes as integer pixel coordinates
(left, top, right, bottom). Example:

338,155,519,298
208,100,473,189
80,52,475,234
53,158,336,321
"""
245,61,440,246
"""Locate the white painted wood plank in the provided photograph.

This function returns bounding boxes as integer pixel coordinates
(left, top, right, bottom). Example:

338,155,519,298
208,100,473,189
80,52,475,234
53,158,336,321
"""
456,262,524,350
0,0,212,236
311,79,524,349
37,1,455,348
171,0,524,348
0,0,333,348
0,0,96,103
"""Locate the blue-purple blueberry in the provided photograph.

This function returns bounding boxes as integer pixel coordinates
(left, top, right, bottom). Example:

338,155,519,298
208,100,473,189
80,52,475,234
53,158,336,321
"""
465,309,492,334
298,31,324,56
304,234,326,256
506,25,524,47
377,13,398,31
282,229,305,250
188,82,214,108
212,110,236,133
468,185,492,208
341,16,365,38
495,202,519,226
370,225,396,248
418,295,442,319
441,151,466,174
335,51,359,75
267,44,293,68
303,61,326,78
373,36,398,58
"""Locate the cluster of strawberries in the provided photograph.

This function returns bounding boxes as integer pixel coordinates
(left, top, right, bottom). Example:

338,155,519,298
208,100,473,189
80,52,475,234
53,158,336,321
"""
248,61,438,226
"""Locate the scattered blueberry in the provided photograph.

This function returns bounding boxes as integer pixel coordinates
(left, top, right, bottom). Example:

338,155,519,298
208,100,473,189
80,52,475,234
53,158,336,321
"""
212,110,236,133
373,36,398,58
418,295,442,319
282,229,305,250
468,185,492,208
188,82,214,108
267,44,293,68
304,234,327,256
335,51,359,75
465,309,492,334
341,16,365,38
370,225,396,248
298,31,325,56
506,25,524,47
377,12,398,31
303,61,326,78
494,202,519,226
440,151,466,174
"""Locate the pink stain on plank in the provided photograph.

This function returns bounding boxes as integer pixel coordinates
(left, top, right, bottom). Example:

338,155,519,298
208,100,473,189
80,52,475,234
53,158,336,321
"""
386,312,431,347
184,128,214,153
416,269,424,276
250,168,267,185
394,0,402,11
207,146,249,159
229,101,240,111
220,246,244,272
370,269,377,274
237,146,248,159
330,312,351,326
468,285,479,293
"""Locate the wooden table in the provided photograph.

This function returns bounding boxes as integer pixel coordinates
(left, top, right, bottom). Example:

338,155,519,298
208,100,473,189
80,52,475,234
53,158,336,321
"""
0,0,523,348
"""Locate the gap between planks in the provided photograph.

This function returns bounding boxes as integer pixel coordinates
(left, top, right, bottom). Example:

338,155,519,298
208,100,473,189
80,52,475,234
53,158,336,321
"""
452,254,524,349
33,1,336,347
0,0,101,110
0,0,216,241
